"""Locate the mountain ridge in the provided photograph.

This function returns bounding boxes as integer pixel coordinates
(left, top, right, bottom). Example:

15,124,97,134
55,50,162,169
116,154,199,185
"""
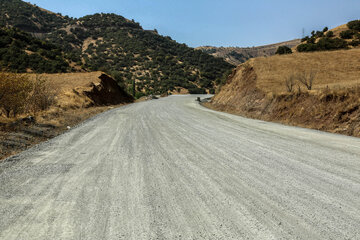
197,39,300,66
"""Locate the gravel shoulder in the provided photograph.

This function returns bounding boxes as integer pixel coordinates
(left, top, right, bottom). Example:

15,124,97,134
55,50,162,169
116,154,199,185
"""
1,95,360,240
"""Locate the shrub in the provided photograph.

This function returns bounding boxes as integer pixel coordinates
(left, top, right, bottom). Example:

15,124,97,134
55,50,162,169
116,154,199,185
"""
297,71,316,90
134,91,145,99
347,20,360,31
340,30,356,39
0,73,32,117
285,74,296,92
323,27,329,32
275,46,292,55
349,40,360,47
27,76,56,115
297,38,348,52
188,87,207,94
301,36,309,43
325,31,334,38
317,37,348,50
296,43,317,52
307,37,316,44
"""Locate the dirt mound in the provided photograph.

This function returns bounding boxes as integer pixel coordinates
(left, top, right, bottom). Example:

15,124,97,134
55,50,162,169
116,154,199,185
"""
210,50,360,137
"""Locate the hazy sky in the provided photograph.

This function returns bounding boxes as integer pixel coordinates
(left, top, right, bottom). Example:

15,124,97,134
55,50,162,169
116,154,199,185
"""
28,0,360,47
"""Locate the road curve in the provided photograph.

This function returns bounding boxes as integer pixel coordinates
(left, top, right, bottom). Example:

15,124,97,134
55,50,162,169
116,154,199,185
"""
1,95,360,240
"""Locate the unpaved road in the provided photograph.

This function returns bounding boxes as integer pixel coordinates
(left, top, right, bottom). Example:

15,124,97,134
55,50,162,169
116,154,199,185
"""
1,95,360,240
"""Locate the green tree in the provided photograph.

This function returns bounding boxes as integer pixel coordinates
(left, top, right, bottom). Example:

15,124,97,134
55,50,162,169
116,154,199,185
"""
275,46,293,55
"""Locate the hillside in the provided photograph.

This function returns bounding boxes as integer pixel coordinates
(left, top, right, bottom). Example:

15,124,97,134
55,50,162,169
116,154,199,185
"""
0,0,234,95
295,20,360,52
208,48,360,137
0,27,75,73
197,39,300,65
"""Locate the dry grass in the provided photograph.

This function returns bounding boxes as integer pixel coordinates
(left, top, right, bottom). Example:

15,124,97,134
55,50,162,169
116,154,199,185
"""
330,24,349,37
26,72,106,110
252,48,360,94
27,71,104,92
211,48,360,137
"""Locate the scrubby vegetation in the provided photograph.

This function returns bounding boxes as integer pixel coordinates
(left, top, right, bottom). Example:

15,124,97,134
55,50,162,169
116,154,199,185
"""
297,37,348,52
298,27,348,52
0,27,71,73
0,73,55,117
51,13,234,95
284,71,315,92
297,20,360,52
275,46,292,55
0,0,234,95
347,20,360,31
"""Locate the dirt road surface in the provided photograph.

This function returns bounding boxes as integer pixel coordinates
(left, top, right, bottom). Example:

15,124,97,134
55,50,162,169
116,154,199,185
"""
1,95,360,239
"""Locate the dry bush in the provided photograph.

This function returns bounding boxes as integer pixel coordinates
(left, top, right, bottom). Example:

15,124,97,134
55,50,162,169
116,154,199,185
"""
297,71,316,90
0,73,56,118
0,73,32,117
27,75,57,115
285,74,296,92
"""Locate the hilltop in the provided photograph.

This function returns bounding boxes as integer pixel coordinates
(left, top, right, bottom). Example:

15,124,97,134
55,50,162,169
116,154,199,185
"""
0,0,234,95
197,39,300,65
295,21,360,52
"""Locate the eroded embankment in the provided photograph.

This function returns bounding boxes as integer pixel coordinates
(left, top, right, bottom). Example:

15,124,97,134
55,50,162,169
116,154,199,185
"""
209,63,360,137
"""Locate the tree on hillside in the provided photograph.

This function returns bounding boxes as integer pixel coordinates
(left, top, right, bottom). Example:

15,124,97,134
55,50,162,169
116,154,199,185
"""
275,46,292,55
340,30,356,39
347,20,360,31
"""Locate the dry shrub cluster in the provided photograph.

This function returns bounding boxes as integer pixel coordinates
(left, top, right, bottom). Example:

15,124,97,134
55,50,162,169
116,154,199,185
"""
0,73,56,118
285,71,316,92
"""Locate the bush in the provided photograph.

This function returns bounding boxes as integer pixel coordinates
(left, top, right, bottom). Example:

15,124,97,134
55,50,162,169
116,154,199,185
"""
284,74,296,92
275,46,292,55
27,76,56,114
301,36,309,43
188,87,207,94
134,91,145,99
317,37,348,50
347,20,360,31
349,40,360,47
297,71,316,90
297,37,348,52
0,73,32,117
340,30,356,39
325,31,334,38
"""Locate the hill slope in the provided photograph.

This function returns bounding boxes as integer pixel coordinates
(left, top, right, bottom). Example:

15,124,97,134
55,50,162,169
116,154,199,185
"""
0,0,234,95
295,21,360,52
208,48,360,137
197,39,300,66
0,27,74,73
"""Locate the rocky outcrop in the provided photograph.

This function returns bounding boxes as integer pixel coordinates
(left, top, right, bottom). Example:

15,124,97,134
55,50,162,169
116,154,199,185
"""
84,74,134,106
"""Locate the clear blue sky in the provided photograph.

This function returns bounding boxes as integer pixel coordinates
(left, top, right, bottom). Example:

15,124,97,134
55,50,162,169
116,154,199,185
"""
28,0,360,48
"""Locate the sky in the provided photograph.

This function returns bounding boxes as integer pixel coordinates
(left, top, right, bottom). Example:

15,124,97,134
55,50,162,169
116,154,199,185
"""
28,0,360,48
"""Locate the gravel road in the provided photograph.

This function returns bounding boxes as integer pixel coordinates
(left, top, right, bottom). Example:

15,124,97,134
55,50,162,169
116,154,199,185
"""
1,95,360,240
